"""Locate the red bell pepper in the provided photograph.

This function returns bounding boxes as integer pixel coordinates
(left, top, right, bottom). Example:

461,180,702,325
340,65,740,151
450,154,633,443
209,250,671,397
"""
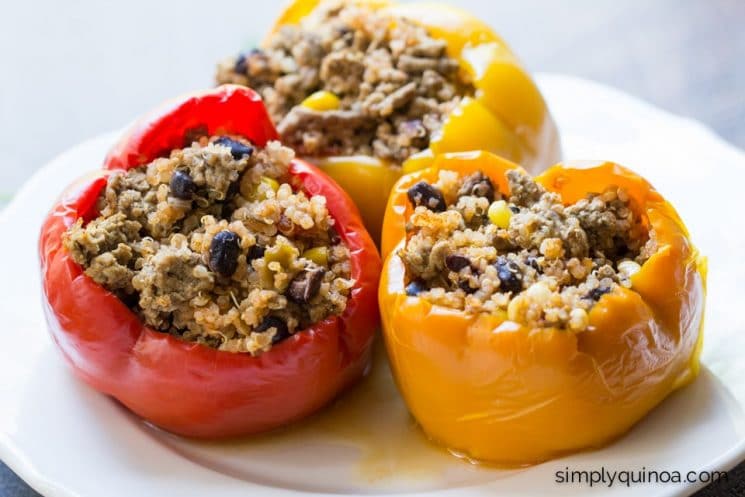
39,85,381,438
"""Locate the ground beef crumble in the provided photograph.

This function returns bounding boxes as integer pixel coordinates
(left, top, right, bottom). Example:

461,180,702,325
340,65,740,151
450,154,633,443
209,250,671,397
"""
64,137,353,354
215,0,474,164
400,169,657,331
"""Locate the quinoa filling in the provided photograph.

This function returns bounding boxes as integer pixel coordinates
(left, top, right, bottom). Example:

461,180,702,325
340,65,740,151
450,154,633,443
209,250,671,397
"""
64,137,353,354
216,0,474,164
400,170,657,331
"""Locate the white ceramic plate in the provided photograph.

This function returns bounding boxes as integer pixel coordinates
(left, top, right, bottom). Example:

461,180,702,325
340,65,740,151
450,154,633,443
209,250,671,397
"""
1,74,745,497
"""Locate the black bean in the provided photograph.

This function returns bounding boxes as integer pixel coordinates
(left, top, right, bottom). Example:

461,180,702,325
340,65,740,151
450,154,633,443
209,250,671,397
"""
526,255,541,272
214,136,254,160
458,171,495,202
328,226,342,245
445,254,470,272
584,286,611,301
495,257,523,294
509,205,520,214
234,48,264,74
247,244,265,262
234,53,247,74
405,281,425,296
226,178,240,200
221,184,239,218
286,267,326,304
170,170,196,200
209,230,241,277
459,279,478,294
407,181,446,212
256,316,291,344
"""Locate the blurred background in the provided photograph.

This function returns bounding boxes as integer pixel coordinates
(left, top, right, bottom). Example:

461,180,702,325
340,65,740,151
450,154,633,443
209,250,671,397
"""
0,0,743,202
0,0,743,495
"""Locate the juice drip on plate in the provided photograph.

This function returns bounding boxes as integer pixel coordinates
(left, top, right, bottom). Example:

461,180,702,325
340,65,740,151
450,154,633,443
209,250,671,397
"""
147,341,518,492
242,342,460,481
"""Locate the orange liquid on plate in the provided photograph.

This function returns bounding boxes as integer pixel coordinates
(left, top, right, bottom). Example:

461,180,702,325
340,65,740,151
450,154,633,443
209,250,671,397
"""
246,341,457,482
151,340,524,490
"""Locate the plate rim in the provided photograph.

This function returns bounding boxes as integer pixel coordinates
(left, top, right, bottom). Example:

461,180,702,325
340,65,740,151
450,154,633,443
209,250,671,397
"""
2,73,745,497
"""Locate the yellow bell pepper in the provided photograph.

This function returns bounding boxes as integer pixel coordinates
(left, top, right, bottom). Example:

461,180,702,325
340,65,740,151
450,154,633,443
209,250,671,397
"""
379,152,706,465
265,0,561,244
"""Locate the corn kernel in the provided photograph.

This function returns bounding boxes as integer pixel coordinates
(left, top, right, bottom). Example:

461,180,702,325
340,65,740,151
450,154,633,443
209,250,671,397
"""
245,176,281,201
302,246,329,266
488,200,512,228
261,176,279,193
264,243,298,267
301,91,341,111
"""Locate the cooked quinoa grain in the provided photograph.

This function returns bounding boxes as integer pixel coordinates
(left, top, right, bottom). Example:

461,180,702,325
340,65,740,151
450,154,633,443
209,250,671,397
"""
64,136,353,355
216,0,474,164
399,169,657,331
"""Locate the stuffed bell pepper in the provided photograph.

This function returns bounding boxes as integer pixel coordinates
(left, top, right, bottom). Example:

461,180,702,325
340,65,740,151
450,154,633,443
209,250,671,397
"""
39,85,381,438
379,151,706,464
216,0,561,242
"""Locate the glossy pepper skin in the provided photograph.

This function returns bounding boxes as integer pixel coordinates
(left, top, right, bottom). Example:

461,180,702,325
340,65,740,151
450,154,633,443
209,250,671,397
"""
39,85,381,438
379,152,706,465
265,0,561,243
